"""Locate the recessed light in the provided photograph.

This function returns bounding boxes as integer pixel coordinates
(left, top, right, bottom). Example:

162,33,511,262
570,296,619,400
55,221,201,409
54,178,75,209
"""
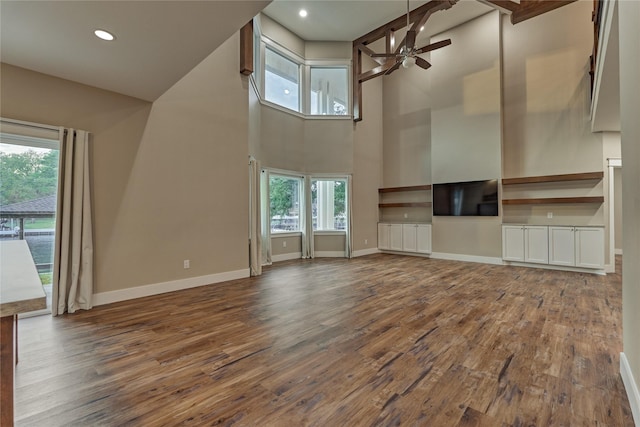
284,89,290,95
420,26,425,32
94,29,115,41
299,9,308,18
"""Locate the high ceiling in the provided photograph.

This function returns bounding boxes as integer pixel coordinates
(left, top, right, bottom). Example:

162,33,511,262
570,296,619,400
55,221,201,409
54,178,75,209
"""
0,1,270,101
263,0,493,41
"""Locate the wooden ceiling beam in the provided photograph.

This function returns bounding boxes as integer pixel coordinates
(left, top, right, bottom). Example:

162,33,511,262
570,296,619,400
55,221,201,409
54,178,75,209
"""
354,0,457,46
511,0,578,24
481,0,578,24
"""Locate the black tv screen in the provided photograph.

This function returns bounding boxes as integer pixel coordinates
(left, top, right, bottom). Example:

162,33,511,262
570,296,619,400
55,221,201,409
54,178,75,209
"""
433,179,498,216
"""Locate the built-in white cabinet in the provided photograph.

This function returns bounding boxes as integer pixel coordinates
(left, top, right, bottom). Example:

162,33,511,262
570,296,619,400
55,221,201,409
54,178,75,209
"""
548,226,605,269
548,226,575,266
378,223,390,250
389,224,403,251
502,225,548,264
416,224,432,254
503,225,604,271
378,223,431,255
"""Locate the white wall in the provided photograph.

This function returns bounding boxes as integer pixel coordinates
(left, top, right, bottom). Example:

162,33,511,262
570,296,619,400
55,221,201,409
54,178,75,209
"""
619,0,640,420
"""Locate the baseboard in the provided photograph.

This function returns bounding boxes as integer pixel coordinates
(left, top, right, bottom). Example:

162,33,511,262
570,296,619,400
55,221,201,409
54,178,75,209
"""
504,261,606,276
315,251,346,258
352,248,380,257
272,252,302,262
620,352,640,426
430,252,503,265
605,263,615,274
615,249,623,255
93,268,249,306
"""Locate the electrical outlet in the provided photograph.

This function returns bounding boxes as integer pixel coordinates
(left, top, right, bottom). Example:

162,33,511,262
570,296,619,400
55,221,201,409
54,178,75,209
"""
183,259,190,269
404,213,408,219
283,241,287,248
547,212,553,219
364,239,368,245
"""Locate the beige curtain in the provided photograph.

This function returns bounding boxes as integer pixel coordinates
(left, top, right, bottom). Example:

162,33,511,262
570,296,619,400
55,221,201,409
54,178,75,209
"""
345,175,353,258
260,170,272,266
52,128,94,315
249,158,262,276
301,176,314,259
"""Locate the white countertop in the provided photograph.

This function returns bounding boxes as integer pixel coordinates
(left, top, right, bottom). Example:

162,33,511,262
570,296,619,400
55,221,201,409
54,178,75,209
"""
0,240,47,317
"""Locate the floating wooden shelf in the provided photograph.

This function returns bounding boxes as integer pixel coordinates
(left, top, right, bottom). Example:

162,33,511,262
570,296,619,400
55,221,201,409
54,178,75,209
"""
502,171,603,185
379,185,431,193
378,202,432,208
502,196,604,205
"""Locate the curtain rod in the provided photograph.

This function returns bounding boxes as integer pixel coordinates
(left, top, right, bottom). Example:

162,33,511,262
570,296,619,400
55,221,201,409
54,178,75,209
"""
0,117,59,132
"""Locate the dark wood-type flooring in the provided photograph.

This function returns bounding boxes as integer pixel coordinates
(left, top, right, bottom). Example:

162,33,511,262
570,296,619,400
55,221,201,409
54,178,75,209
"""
14,254,634,426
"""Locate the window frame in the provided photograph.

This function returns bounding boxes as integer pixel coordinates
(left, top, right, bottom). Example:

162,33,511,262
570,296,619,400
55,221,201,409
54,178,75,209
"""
268,172,304,234
252,24,352,120
311,175,349,234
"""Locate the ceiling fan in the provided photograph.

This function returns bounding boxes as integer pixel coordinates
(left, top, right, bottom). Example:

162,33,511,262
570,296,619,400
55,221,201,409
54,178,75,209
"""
370,0,452,75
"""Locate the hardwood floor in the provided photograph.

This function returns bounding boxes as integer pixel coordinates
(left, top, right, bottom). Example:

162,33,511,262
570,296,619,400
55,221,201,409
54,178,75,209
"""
14,255,633,426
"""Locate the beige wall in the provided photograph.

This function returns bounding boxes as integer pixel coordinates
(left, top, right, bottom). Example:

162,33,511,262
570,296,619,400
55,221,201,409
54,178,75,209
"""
430,12,502,258
1,32,251,293
614,167,622,253
619,0,640,405
501,1,604,228
271,234,302,256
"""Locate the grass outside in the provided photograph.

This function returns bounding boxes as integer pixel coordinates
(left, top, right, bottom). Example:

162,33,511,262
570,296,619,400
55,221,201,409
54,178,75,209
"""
39,272,52,285
24,218,55,229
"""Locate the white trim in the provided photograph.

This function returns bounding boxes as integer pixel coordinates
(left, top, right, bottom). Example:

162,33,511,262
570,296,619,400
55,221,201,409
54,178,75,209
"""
272,252,302,262
93,269,249,306
605,263,615,274
314,230,346,236
352,248,380,257
620,352,640,426
314,251,345,258
615,249,623,255
380,250,431,258
271,231,302,238
608,159,622,277
503,260,606,276
1,117,59,131
431,252,503,265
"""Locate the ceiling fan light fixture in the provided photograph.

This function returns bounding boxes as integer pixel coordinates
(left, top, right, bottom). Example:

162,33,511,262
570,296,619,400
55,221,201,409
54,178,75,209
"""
402,56,416,69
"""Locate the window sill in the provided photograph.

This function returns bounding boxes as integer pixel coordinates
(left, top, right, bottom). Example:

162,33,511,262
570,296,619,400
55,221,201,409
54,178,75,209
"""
313,230,346,236
271,231,302,238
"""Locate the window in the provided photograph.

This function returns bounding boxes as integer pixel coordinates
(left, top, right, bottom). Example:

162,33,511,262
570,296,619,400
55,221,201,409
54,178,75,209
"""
253,24,350,117
269,175,302,232
265,47,300,112
310,67,349,116
312,179,347,231
1,131,60,313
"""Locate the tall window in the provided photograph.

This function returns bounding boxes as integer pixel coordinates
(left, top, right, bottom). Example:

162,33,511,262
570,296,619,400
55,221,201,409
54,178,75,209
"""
265,47,300,112
269,175,302,232
312,179,347,231
0,133,59,313
310,67,349,116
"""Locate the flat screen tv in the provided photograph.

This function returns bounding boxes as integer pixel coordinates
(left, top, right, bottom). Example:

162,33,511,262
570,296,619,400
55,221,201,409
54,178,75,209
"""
433,179,498,216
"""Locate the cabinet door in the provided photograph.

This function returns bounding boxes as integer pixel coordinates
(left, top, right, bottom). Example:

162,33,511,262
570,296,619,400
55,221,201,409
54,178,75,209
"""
575,227,604,269
402,224,418,252
416,224,432,254
502,226,525,262
378,223,390,250
389,224,403,251
549,226,575,266
524,226,549,264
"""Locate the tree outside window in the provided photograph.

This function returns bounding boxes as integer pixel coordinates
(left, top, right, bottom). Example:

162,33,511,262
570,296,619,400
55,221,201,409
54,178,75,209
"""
269,175,302,232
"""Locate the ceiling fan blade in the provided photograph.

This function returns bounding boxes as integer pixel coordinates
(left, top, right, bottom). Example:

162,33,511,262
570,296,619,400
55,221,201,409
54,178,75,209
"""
415,57,432,70
414,38,452,55
405,30,416,51
384,60,402,75
370,53,400,58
